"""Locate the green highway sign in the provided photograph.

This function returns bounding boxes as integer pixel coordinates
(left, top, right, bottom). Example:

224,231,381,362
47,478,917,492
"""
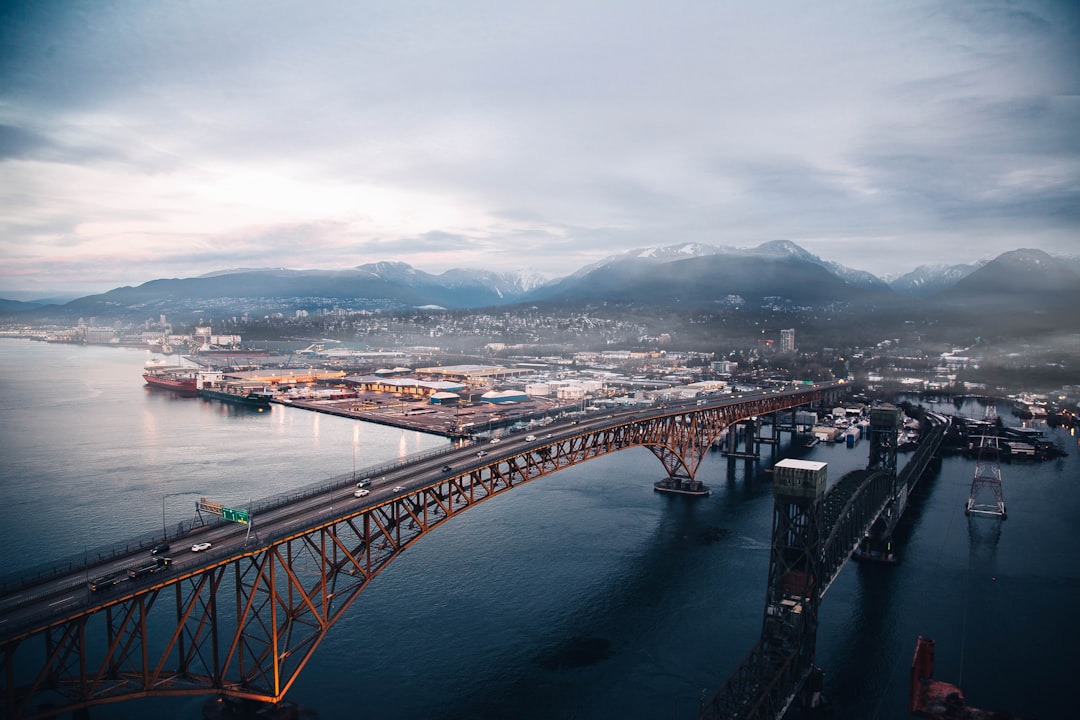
222,507,250,524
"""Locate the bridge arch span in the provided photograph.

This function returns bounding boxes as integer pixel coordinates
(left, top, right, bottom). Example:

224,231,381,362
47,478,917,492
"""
2,387,840,718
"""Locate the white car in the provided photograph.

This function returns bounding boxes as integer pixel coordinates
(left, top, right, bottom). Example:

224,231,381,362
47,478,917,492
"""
490,438,500,444
191,542,212,552
525,435,536,441
476,450,487,458
354,488,370,497
392,485,405,493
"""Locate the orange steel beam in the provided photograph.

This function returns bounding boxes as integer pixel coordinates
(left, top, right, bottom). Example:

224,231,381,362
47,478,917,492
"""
1,387,838,718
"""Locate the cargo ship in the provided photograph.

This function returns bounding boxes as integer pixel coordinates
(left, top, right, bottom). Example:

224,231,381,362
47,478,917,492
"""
198,381,274,408
143,368,198,396
199,387,273,407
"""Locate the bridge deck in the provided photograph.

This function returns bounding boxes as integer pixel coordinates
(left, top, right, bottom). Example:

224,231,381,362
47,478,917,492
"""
1,384,842,719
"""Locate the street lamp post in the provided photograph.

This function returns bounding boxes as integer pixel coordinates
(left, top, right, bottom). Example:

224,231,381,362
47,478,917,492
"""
162,492,190,541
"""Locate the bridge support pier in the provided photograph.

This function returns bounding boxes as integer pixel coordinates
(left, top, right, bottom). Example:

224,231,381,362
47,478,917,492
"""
722,418,760,459
776,408,796,435
756,415,781,446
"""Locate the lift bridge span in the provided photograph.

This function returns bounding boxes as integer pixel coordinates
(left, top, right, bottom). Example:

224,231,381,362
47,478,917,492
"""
0,383,842,719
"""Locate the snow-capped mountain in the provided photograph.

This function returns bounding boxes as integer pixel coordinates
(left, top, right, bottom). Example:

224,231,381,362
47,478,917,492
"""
940,248,1080,299
437,268,550,300
565,240,887,291
356,261,425,282
887,262,984,297
747,240,889,290
629,242,732,261
7,243,1078,325
566,242,732,280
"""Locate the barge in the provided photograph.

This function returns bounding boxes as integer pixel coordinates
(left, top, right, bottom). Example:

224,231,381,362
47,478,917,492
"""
653,477,710,496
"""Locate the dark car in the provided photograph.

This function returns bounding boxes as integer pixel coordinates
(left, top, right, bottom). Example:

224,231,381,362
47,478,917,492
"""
442,465,452,472
129,556,171,578
151,543,171,555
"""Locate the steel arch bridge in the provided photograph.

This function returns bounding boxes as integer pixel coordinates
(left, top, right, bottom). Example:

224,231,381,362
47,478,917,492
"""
0,385,840,719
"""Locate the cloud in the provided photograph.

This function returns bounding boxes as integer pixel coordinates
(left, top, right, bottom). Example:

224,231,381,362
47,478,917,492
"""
0,124,51,160
0,0,1078,294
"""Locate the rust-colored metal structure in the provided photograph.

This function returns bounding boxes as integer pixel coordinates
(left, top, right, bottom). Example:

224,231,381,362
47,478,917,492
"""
910,636,1023,719
0,387,839,719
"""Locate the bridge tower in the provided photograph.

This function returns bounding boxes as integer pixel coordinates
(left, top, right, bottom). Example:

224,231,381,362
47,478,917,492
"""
867,404,901,473
855,405,904,562
761,458,828,704
966,433,1006,518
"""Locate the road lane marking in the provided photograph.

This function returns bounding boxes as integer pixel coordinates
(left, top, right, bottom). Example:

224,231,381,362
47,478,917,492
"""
48,596,75,607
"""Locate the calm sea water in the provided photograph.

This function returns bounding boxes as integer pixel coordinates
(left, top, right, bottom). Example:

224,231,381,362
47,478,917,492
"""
0,339,1075,719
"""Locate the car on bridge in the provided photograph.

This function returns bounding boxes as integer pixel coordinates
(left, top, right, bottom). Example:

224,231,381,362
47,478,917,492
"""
442,465,453,472
88,574,125,592
151,543,170,555
354,488,370,497
191,542,212,552
476,450,487,458
392,486,405,493
128,556,171,579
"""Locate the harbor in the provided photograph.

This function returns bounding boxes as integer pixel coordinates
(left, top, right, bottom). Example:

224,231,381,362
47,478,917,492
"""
0,340,1075,719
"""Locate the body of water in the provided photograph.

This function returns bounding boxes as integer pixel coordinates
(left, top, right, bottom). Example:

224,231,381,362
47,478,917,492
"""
0,339,1075,719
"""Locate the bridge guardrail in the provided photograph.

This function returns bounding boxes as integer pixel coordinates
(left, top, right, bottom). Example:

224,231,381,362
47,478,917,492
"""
0,384,840,608
0,383,845,647
0,479,461,642
0,400,702,595
0,440,472,595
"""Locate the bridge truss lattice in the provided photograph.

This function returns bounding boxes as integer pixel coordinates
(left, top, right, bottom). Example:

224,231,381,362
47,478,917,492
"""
2,389,838,719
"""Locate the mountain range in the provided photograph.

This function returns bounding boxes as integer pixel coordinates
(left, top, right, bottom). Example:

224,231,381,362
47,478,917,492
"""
2,243,1079,325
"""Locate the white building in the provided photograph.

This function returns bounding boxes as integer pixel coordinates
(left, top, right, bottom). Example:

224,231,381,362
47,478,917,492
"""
780,328,796,352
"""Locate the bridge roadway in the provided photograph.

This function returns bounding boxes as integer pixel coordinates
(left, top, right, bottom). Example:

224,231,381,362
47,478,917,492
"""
0,382,840,717
0,382,838,641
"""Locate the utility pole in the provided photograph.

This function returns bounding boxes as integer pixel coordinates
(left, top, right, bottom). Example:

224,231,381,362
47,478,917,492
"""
162,492,189,541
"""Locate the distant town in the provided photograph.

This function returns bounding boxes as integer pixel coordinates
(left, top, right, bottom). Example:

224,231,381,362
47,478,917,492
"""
3,306,1077,440
3,242,1077,421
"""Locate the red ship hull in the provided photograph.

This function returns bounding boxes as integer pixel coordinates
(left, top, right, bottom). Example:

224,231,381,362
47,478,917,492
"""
143,371,198,395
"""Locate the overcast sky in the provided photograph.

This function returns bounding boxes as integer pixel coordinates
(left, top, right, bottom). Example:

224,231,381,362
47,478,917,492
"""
1,0,1078,296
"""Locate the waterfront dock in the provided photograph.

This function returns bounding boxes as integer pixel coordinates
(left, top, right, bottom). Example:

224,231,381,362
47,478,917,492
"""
277,393,569,438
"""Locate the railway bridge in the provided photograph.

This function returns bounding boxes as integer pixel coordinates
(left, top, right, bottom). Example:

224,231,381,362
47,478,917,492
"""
700,405,949,719
0,383,840,719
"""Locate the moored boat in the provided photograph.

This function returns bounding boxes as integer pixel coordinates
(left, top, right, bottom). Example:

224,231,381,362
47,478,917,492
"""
143,369,198,395
198,384,274,407
653,477,710,496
